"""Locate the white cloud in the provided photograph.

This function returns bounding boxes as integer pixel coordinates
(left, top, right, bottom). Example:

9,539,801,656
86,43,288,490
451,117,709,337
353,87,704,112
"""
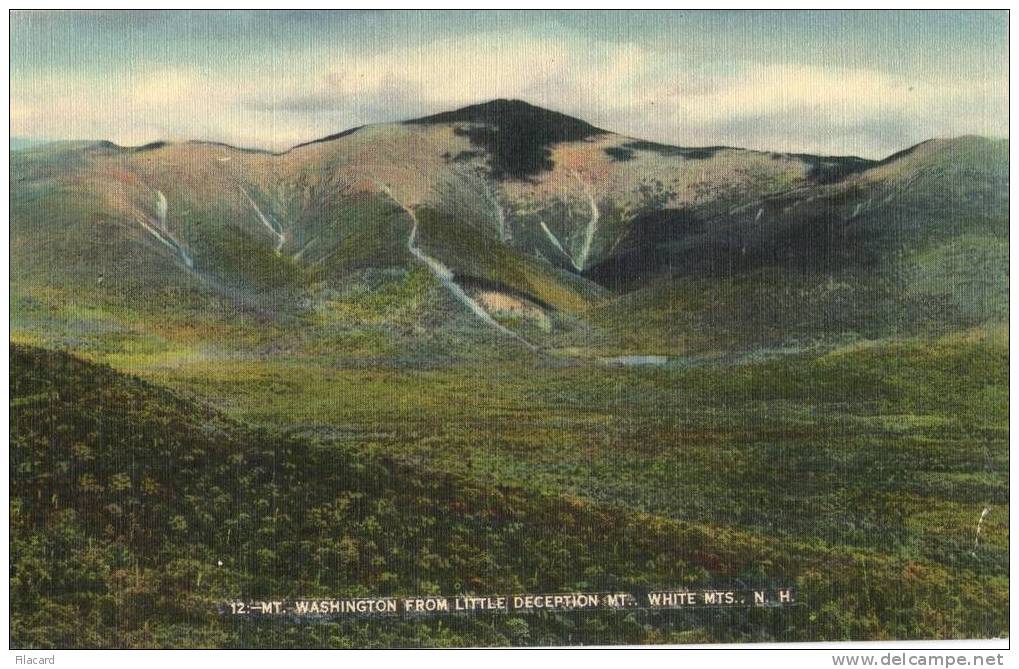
603,63,1007,156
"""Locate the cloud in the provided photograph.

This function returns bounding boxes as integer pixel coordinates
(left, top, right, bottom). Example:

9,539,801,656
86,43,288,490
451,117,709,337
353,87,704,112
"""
601,63,1007,156
10,31,1007,158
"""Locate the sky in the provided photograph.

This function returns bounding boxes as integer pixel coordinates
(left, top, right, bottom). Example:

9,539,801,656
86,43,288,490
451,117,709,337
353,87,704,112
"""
9,10,1009,158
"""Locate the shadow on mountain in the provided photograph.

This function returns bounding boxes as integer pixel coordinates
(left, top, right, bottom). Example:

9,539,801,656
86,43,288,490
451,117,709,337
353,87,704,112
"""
585,196,885,291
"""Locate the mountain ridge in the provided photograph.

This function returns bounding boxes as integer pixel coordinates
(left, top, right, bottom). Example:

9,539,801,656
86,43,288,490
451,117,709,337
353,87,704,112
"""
10,99,1008,357
12,99,1003,167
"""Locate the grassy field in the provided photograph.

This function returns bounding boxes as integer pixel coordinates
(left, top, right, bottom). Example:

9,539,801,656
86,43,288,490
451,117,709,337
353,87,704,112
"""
123,325,1009,565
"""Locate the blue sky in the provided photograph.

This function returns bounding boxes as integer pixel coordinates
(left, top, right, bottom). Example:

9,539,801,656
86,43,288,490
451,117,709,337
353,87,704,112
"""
10,10,1008,157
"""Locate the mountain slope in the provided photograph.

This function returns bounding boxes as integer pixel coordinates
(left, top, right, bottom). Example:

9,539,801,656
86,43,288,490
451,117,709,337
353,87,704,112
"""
583,135,1008,352
10,101,1008,358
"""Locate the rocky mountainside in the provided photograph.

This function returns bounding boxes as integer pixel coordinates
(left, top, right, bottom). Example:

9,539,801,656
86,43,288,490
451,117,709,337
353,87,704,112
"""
11,99,1008,356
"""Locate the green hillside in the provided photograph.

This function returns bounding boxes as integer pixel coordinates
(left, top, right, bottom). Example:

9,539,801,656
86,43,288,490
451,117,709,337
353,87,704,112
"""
10,344,1008,647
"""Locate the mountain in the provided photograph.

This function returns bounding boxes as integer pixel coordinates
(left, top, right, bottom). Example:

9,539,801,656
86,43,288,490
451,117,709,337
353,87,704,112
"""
9,101,1010,647
10,100,1008,358
10,137,54,151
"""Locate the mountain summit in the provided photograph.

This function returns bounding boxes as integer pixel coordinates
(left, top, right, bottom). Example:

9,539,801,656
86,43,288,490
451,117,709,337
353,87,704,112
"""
406,99,605,179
